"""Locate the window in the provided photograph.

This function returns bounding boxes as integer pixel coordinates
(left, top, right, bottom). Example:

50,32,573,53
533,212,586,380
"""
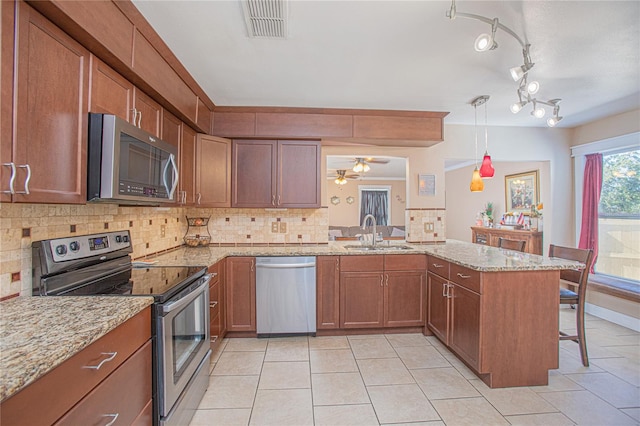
359,186,391,226
597,148,640,283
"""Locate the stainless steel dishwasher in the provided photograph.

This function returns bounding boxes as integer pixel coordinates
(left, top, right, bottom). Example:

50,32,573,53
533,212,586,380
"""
256,256,316,337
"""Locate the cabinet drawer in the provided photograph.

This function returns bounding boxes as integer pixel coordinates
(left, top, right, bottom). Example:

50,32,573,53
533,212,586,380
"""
55,340,152,426
209,262,221,285
384,254,426,271
427,257,450,278
340,255,384,272
450,264,481,293
0,307,151,426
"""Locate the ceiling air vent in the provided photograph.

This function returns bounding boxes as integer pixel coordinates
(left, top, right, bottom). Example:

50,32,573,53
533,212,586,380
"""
242,0,288,39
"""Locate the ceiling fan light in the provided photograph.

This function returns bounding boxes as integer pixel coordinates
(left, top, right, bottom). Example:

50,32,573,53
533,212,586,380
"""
479,153,495,178
474,33,494,52
362,163,370,172
470,167,484,192
526,80,539,95
353,163,363,173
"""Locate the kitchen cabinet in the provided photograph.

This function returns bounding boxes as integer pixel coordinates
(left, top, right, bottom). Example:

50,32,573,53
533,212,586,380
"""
2,2,89,204
471,226,543,255
161,109,182,151
179,125,197,205
132,88,161,137
316,256,340,329
426,254,559,388
195,134,232,207
209,261,225,351
339,254,426,329
0,307,152,425
232,139,321,208
226,257,256,333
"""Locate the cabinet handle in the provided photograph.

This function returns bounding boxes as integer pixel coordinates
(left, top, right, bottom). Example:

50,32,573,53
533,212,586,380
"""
197,193,202,205
210,301,218,309
210,335,218,343
272,194,275,206
82,352,117,370
136,110,142,127
447,283,453,298
442,282,447,297
380,274,384,287
456,272,471,279
385,274,389,286
432,263,444,268
335,258,339,270
15,164,30,195
2,162,16,194
277,195,281,205
250,260,254,272
102,413,119,426
131,108,137,124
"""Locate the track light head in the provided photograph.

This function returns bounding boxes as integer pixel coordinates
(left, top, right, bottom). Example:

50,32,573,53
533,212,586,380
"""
510,101,527,114
532,105,546,118
547,116,563,127
526,80,540,95
475,33,497,51
510,62,533,81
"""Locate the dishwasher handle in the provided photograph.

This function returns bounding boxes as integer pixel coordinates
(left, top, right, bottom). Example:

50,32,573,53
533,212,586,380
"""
256,262,316,269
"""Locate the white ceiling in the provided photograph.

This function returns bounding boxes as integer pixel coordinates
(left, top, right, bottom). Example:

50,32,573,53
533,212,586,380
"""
132,0,640,129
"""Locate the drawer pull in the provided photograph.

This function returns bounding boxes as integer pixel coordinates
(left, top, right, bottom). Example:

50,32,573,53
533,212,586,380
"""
83,352,117,370
211,335,218,343
103,413,119,426
456,272,471,279
442,282,447,297
432,263,444,268
210,301,218,309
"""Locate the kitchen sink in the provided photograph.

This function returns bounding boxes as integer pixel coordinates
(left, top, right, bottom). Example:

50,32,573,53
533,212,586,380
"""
343,245,414,251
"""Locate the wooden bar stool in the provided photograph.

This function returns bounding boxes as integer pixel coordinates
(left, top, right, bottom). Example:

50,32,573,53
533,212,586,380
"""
548,244,594,367
497,237,526,252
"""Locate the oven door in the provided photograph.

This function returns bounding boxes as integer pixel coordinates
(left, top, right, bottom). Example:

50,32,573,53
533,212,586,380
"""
158,275,211,416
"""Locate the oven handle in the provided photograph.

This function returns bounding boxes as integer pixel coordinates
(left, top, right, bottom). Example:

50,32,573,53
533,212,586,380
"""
162,274,211,315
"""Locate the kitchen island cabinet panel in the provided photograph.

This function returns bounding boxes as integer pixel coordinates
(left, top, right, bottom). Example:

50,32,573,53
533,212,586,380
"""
427,272,449,343
226,257,256,332
448,283,481,370
316,256,340,329
12,2,89,204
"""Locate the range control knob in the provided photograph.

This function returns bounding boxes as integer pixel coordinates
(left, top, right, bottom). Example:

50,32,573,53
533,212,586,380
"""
115,235,122,243
69,241,80,252
55,245,67,256
122,235,129,243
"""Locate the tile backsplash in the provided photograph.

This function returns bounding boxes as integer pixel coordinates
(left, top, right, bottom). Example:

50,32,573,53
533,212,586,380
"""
0,203,330,298
1,203,446,298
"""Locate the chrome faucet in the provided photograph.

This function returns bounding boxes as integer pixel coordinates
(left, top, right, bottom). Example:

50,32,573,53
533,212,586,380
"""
362,214,377,248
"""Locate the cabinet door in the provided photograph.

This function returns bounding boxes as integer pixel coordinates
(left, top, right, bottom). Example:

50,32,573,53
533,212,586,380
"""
340,272,384,328
180,125,197,205
427,272,449,344
133,88,161,137
0,1,15,203
317,256,340,329
385,270,425,327
449,283,481,370
277,140,320,207
226,257,256,332
161,109,182,151
13,2,89,204
196,135,231,207
89,55,132,121
232,140,277,207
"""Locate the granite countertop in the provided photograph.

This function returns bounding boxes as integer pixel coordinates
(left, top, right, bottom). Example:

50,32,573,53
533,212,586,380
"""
0,296,154,402
146,239,584,272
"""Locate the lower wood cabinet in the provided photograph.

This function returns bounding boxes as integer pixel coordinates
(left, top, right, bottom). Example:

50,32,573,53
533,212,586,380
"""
225,257,256,332
316,256,340,329
339,255,426,329
209,260,226,351
0,307,152,425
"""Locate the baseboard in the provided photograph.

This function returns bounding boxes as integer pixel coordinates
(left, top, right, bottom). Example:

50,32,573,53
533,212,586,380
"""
585,303,640,332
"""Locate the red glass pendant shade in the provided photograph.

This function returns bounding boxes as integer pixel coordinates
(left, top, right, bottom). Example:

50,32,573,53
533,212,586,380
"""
479,152,495,178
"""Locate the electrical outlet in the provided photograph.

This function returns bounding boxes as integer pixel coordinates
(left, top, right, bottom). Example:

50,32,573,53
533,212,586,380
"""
160,225,166,237
424,222,434,233
280,222,287,233
271,222,279,233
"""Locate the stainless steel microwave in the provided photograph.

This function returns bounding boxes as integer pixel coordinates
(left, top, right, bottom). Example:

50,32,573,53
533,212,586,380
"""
87,113,178,205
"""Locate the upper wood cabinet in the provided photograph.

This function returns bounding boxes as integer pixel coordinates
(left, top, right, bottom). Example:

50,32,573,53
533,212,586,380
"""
232,139,321,208
196,97,212,135
161,109,182,151
179,125,197,206
195,134,231,207
6,2,89,204
132,88,161,137
1,1,16,204
89,55,133,121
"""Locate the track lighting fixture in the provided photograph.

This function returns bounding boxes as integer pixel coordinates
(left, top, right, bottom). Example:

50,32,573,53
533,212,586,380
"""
446,0,563,127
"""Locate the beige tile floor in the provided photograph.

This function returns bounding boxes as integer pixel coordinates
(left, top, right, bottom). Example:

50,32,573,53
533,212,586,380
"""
190,307,640,425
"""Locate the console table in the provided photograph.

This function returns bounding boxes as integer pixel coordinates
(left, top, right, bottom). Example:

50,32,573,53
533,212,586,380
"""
471,226,543,255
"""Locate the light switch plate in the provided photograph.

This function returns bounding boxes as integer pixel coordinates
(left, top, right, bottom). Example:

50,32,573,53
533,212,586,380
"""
271,222,279,233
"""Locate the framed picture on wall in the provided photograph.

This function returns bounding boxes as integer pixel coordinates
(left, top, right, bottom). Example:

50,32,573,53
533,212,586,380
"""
505,170,539,213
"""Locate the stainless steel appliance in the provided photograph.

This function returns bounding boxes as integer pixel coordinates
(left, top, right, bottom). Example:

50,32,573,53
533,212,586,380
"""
32,231,210,426
87,113,179,205
256,256,316,337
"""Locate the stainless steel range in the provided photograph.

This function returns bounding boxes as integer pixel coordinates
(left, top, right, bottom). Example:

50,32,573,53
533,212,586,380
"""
32,230,211,426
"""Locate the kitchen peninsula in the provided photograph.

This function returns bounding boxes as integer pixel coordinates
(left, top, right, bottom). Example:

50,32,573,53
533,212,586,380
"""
146,239,581,388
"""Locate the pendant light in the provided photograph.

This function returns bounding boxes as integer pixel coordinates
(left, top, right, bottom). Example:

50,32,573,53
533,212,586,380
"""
478,97,495,178
470,98,484,192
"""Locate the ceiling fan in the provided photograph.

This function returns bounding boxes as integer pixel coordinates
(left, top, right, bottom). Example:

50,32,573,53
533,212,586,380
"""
329,169,360,185
352,157,390,173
